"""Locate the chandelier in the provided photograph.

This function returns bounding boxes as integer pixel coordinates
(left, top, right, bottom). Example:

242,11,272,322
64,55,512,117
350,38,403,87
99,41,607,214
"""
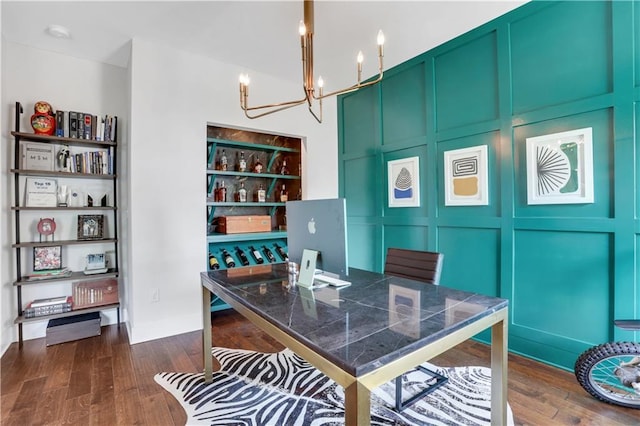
238,0,385,123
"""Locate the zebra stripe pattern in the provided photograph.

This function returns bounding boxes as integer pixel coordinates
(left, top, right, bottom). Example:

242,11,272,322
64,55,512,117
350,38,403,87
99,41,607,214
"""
154,347,513,425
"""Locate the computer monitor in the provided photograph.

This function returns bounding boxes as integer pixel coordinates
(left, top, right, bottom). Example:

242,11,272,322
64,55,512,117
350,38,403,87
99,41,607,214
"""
286,198,349,277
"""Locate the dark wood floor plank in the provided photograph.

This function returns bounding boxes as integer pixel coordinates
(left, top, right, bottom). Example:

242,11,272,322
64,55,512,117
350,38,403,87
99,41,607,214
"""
3,311,640,425
32,387,66,426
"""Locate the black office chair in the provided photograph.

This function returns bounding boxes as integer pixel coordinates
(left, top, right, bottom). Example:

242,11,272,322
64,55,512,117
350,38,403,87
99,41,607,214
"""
384,247,447,411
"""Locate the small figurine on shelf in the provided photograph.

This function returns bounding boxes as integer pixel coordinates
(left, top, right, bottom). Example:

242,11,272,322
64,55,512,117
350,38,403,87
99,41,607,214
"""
30,101,56,135
57,145,70,171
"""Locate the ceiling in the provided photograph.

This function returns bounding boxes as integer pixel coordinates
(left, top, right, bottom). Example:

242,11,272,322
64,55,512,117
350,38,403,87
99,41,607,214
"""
2,1,527,89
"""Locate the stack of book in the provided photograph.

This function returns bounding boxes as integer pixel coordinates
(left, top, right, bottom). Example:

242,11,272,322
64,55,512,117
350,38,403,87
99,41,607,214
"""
24,267,72,281
24,296,73,318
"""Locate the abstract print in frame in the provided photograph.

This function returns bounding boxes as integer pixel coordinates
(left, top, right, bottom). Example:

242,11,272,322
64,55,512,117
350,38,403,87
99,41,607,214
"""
388,156,420,207
526,127,594,205
444,145,488,206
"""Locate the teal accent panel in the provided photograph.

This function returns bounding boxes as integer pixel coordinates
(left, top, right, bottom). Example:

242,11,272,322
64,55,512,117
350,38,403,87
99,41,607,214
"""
337,0,639,371
438,227,500,297
635,2,640,88
347,222,378,271
341,85,379,156
513,108,613,218
511,1,612,114
383,146,428,217
344,156,377,217
437,131,500,217
514,230,611,345
383,225,428,255
434,31,499,131
382,62,426,144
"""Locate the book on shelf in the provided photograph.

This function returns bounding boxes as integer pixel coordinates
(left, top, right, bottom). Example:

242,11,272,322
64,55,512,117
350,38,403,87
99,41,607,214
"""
24,267,72,281
24,296,73,318
29,295,69,308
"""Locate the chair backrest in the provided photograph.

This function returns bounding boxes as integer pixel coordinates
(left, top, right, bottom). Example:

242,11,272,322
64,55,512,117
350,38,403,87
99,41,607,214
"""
384,248,444,285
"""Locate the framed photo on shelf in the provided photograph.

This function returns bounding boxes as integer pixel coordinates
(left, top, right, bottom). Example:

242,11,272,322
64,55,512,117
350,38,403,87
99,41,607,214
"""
33,246,62,271
77,214,104,240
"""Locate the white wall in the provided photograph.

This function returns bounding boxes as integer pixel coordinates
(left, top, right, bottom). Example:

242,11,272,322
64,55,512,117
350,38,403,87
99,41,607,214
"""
125,38,336,343
1,36,338,352
1,41,127,352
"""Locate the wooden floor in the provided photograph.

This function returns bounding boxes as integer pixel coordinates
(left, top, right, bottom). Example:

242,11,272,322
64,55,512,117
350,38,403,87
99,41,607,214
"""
2,310,638,425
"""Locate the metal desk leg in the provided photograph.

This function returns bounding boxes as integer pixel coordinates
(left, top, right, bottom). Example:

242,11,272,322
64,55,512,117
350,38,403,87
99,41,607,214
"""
203,286,213,383
491,310,508,425
344,381,370,426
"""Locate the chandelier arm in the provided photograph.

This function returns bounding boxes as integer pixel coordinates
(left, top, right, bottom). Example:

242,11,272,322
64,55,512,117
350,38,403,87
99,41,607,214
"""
313,71,384,100
242,99,309,119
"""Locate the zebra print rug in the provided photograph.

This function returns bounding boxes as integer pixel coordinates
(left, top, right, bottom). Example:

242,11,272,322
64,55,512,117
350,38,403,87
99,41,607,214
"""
155,347,514,425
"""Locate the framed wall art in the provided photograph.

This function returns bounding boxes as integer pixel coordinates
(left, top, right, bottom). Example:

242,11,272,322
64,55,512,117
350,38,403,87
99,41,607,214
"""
444,145,488,206
525,127,594,205
387,156,420,208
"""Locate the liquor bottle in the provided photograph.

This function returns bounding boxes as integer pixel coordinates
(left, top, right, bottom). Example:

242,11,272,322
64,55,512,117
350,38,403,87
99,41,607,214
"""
238,151,247,172
257,184,266,203
262,245,276,263
253,154,263,173
221,248,235,268
209,252,220,270
220,149,228,171
237,182,247,202
280,158,289,175
219,181,227,202
249,245,264,264
235,246,250,266
279,184,288,202
274,243,287,261
213,182,220,202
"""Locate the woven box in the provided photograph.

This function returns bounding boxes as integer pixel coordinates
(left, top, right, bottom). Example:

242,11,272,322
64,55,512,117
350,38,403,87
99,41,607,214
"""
46,312,101,346
217,215,271,234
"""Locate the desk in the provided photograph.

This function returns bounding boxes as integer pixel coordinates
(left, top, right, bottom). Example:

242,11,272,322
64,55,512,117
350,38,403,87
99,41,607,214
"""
201,266,508,426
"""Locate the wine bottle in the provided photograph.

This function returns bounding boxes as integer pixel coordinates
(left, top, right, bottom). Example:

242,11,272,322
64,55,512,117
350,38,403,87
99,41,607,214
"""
262,245,276,263
220,149,228,171
279,184,288,202
219,180,227,202
209,252,220,270
253,154,263,173
280,158,289,175
235,246,250,266
274,243,287,261
257,184,266,203
238,151,247,172
238,182,247,202
249,245,264,264
221,248,235,268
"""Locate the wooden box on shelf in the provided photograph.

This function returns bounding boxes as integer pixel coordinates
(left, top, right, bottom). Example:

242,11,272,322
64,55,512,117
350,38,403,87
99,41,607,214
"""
72,277,118,309
226,264,273,277
216,215,271,234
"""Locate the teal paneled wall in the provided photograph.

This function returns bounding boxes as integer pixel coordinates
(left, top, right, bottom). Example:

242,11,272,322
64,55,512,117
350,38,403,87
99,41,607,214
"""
337,0,640,370
510,1,612,113
434,31,499,131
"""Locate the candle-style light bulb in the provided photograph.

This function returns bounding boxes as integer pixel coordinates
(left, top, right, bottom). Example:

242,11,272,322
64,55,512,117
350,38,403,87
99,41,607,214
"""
377,30,385,46
357,51,364,64
299,21,306,36
317,76,324,88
